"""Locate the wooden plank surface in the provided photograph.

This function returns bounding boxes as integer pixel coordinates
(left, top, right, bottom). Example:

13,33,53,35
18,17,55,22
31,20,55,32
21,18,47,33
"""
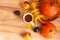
0,0,60,40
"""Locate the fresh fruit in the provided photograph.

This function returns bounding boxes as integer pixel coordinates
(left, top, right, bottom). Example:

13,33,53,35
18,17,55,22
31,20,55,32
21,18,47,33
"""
40,23,57,38
22,1,30,9
33,27,40,32
14,10,21,16
24,32,32,40
40,0,58,17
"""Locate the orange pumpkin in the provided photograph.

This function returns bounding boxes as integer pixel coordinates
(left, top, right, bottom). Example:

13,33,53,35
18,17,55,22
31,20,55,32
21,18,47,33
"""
40,0,58,17
40,22,57,38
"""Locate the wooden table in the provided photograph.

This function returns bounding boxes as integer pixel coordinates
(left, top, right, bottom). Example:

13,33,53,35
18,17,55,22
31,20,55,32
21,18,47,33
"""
0,0,60,40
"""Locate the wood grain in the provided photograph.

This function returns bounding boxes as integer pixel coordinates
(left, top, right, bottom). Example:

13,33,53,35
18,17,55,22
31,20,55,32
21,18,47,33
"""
0,0,60,40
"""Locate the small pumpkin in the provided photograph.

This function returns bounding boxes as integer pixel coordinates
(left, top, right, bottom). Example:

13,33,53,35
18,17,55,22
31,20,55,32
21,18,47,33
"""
40,22,57,38
40,0,58,17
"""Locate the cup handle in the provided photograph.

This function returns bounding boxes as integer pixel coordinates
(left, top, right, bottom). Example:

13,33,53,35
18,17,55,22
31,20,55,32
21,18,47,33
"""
30,21,35,26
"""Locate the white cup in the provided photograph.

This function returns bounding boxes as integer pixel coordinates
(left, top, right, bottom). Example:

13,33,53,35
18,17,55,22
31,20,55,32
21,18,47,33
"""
23,13,35,26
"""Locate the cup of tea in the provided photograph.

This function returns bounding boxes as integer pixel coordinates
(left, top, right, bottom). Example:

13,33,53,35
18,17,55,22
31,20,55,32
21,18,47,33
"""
23,13,35,26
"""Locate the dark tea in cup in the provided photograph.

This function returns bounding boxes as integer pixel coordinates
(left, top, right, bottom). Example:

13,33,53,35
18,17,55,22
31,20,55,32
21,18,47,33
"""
23,13,33,23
